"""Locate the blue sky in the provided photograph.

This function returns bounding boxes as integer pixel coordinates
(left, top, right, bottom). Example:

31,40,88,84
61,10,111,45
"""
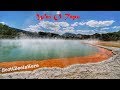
0,11,120,35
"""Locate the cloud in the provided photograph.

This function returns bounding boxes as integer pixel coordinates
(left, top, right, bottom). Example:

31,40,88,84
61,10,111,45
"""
75,29,108,35
71,22,79,27
71,20,115,28
98,30,108,34
63,26,74,30
56,22,69,27
79,22,86,25
24,21,70,32
56,11,61,14
75,30,96,35
23,24,42,32
39,21,61,30
101,27,109,30
38,21,69,30
86,20,115,27
71,22,85,27
0,22,6,25
23,20,112,34
112,26,120,29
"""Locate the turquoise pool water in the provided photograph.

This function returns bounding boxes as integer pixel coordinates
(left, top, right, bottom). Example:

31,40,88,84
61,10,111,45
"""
0,39,99,62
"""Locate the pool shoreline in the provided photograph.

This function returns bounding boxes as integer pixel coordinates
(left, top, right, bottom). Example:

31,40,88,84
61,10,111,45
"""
0,42,113,74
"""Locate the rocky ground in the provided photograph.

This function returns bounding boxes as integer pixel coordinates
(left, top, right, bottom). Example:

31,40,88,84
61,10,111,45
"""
0,46,120,79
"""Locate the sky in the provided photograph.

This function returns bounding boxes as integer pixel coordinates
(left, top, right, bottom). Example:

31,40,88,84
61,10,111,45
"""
0,11,120,35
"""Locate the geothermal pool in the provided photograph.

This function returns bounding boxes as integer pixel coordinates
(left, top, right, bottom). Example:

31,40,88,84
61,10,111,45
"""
0,39,99,62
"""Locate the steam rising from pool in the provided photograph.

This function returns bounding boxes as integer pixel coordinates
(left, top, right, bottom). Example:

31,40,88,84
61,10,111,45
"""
0,39,99,62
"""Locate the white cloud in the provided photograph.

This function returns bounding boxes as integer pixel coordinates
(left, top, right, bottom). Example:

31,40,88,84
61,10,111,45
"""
101,27,109,30
86,20,115,27
71,22,79,27
63,30,75,33
0,22,6,25
56,30,75,35
24,21,70,32
55,22,69,27
38,21,69,30
71,20,115,28
75,28,109,35
98,30,108,34
23,20,113,34
75,30,96,35
56,11,61,14
112,26,120,29
71,22,85,27
63,26,74,30
23,24,41,32
79,22,86,25
39,21,61,30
